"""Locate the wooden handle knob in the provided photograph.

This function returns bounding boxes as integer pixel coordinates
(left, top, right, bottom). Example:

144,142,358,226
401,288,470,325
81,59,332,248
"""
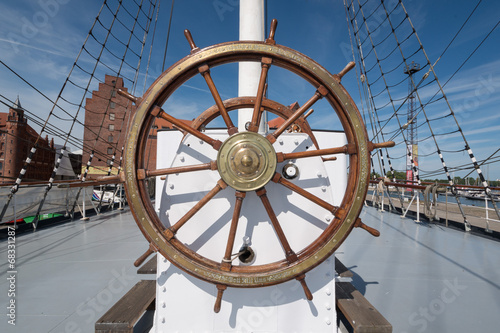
134,245,155,267
297,274,313,300
214,284,227,313
337,61,355,81
266,19,278,44
184,29,199,52
354,218,380,237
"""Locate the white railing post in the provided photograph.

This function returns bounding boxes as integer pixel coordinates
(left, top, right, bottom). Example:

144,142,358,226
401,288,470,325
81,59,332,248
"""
415,191,420,222
401,192,416,218
118,184,124,210
485,197,491,233
81,187,89,221
13,193,17,229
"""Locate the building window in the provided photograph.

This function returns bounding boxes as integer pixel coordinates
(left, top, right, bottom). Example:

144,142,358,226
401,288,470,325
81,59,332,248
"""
109,113,115,121
110,102,116,109
108,135,113,143
0,162,2,170
109,124,114,131
107,147,113,155
111,89,116,97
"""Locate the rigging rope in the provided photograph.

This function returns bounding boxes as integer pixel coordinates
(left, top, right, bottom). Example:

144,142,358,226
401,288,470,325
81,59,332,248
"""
343,0,500,227
1,0,159,222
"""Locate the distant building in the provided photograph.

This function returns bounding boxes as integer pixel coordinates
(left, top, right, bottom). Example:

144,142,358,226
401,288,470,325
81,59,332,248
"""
0,97,56,183
82,75,188,177
83,75,137,176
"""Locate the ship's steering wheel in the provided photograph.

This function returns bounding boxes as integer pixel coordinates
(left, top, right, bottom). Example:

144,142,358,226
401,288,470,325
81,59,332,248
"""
122,19,392,312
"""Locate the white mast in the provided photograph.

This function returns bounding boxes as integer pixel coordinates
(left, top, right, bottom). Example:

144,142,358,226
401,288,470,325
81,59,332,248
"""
238,0,267,133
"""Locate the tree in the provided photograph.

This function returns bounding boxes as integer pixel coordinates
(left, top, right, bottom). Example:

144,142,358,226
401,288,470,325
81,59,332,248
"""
386,170,406,180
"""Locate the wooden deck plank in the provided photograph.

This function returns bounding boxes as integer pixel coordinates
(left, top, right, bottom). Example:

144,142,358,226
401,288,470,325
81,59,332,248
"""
137,254,157,274
95,280,156,333
336,282,392,333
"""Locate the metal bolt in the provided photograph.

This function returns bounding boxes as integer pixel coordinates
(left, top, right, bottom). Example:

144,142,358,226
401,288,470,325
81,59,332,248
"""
325,303,331,310
279,139,284,145
317,171,323,178
325,215,331,222
321,186,327,192
180,155,185,162
325,319,331,325
325,288,331,296
294,139,299,145
169,183,174,189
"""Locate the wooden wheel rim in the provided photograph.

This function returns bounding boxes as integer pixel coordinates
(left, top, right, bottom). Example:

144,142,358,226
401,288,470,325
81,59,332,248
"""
123,41,370,287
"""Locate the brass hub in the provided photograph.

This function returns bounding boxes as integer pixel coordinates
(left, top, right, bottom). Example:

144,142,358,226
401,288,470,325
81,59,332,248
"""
217,132,277,191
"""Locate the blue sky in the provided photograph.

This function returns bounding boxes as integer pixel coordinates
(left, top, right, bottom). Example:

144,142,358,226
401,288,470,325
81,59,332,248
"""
0,0,499,180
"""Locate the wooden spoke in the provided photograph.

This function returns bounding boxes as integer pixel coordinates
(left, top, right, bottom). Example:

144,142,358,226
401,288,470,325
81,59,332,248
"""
267,85,328,143
256,188,297,263
198,65,237,135
221,191,246,271
164,179,227,239
248,57,273,132
276,144,355,163
136,161,217,180
152,105,222,150
368,140,395,151
272,173,340,216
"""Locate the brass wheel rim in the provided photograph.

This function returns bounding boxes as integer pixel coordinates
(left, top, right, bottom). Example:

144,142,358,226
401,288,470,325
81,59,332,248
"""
123,40,370,288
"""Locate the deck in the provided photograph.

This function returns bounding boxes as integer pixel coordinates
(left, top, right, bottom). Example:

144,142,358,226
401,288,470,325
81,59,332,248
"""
1,205,499,332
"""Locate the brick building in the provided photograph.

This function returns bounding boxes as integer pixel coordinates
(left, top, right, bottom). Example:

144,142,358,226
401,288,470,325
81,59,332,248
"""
83,75,187,176
83,75,137,176
0,97,56,183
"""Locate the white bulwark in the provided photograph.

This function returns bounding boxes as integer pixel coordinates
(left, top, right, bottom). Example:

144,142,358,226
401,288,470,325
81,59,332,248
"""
151,129,347,332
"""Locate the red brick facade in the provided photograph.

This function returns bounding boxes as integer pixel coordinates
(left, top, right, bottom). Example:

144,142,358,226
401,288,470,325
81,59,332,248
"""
83,75,183,176
0,98,55,183
83,75,137,175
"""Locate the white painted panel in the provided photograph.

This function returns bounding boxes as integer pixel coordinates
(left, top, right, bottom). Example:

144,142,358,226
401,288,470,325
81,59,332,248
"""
152,130,346,332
